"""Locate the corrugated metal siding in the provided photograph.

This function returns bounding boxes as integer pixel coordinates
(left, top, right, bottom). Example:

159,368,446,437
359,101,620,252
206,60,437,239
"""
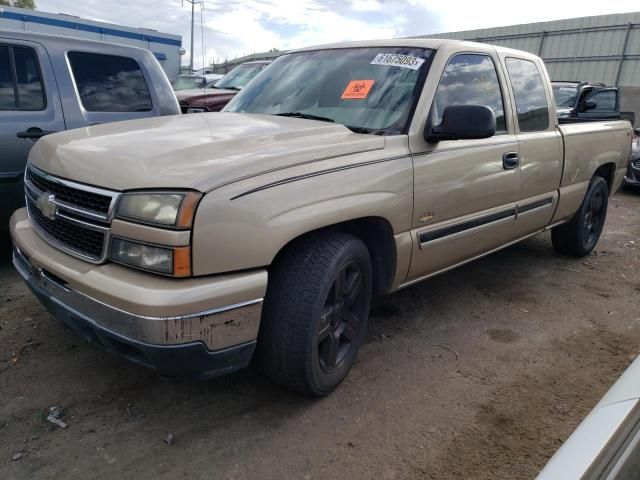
417,12,640,86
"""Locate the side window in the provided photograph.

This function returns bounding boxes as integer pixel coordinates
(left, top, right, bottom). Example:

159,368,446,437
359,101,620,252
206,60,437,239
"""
505,58,549,132
586,90,617,112
68,52,152,113
0,45,46,111
432,54,506,132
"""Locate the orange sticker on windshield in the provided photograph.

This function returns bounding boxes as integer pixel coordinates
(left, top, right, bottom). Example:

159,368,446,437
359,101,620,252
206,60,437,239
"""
341,80,375,99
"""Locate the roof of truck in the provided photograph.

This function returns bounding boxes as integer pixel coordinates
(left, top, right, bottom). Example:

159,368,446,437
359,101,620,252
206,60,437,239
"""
290,38,541,60
0,28,152,54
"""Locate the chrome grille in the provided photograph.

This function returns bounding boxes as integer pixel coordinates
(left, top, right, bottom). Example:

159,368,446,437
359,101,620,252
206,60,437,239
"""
27,198,106,259
26,168,112,214
24,165,120,263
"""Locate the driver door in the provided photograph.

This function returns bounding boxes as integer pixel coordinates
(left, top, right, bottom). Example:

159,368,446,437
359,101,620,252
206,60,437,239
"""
406,50,520,282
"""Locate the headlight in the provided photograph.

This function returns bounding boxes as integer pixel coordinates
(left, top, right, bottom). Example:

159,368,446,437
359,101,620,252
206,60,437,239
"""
116,191,202,228
110,238,191,277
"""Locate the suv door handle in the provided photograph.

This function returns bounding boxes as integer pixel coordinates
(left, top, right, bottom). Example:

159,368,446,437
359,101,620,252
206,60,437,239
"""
502,152,520,170
17,128,56,139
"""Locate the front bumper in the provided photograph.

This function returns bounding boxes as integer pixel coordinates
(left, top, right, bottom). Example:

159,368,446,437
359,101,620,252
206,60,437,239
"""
10,208,268,378
14,248,255,377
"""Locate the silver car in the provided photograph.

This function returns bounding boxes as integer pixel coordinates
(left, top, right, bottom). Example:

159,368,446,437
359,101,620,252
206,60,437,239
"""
538,355,640,479
0,30,180,228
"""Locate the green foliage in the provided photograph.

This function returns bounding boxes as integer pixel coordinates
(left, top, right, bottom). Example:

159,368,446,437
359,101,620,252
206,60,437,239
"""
0,0,37,9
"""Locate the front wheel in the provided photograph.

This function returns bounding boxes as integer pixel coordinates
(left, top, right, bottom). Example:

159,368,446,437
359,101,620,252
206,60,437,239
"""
258,231,372,396
552,176,609,257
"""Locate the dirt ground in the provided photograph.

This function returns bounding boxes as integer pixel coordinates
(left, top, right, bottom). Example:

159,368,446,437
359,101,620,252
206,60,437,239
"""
1,189,639,480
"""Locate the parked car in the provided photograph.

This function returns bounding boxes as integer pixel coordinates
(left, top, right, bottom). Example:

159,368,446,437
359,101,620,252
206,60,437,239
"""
551,81,628,122
623,129,640,188
176,60,270,113
0,30,180,229
537,355,640,479
10,39,632,395
203,73,223,84
172,74,206,91
191,67,223,84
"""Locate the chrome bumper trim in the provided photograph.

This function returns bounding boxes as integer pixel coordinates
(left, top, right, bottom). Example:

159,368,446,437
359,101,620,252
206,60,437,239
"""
13,247,263,351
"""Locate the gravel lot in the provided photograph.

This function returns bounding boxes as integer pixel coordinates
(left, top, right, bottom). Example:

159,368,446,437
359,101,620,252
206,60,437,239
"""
1,189,639,480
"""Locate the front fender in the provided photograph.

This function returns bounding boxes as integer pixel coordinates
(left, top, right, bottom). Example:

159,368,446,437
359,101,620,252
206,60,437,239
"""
191,155,413,275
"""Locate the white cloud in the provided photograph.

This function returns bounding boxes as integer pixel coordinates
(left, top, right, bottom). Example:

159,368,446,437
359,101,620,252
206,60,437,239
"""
32,0,640,68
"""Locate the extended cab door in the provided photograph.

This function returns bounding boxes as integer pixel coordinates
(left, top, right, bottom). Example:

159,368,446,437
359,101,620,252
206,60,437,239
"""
500,55,562,237
405,45,521,282
0,39,65,223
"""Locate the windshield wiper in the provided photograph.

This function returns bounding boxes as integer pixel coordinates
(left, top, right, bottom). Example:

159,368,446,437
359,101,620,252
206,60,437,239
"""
274,112,335,123
224,86,242,91
345,125,385,135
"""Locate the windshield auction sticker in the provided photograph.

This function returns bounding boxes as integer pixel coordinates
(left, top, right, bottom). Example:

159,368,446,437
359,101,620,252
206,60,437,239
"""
371,53,425,70
342,80,375,99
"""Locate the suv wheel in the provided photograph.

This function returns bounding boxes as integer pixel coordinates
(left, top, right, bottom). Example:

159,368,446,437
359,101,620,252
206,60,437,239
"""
258,231,372,396
552,176,609,257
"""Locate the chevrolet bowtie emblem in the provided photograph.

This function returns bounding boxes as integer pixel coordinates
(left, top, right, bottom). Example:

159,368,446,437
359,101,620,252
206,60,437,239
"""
36,193,57,220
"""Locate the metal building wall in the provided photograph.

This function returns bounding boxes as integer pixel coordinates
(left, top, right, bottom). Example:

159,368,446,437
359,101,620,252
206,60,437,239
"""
0,5,183,80
418,12,640,87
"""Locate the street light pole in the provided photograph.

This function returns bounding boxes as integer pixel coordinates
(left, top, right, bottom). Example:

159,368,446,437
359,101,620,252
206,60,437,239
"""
183,0,203,72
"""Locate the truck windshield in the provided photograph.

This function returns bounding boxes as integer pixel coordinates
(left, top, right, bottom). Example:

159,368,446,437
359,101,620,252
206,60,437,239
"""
224,47,434,135
552,83,578,108
214,63,268,90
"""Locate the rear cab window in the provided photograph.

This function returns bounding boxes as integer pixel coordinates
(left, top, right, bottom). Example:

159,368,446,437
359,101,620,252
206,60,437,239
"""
0,45,46,111
67,52,152,112
505,58,550,132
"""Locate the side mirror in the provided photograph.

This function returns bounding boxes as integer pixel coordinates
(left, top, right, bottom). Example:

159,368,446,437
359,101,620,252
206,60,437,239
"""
584,100,597,111
425,105,496,143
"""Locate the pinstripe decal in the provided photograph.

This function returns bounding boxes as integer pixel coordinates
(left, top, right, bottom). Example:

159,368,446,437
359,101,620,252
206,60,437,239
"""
230,154,410,200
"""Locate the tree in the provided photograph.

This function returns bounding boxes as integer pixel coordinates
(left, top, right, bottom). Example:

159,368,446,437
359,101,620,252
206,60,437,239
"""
0,0,37,9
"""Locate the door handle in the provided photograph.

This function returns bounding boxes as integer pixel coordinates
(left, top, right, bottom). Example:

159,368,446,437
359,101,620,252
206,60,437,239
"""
17,128,56,139
502,152,519,170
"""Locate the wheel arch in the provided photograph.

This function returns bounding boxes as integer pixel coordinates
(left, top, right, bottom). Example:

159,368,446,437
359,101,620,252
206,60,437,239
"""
593,162,616,195
271,216,397,295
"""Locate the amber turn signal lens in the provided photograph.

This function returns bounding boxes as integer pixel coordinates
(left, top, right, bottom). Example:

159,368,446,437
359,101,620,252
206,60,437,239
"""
173,246,191,277
176,192,202,228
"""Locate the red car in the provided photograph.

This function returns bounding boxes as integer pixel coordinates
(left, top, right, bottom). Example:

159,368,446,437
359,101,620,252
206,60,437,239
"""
176,60,270,113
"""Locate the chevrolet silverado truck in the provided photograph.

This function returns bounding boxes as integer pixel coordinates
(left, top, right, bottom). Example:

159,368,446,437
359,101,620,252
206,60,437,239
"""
10,39,633,396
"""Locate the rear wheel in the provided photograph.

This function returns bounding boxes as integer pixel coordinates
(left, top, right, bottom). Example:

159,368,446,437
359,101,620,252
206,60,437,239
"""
552,176,609,257
258,231,372,396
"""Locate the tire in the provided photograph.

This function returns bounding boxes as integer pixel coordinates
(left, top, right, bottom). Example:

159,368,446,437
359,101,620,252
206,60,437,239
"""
258,231,373,396
552,176,609,257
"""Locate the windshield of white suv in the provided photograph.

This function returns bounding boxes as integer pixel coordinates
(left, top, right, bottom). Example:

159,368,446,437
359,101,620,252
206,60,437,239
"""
173,75,205,91
552,83,578,108
224,47,434,135
214,63,268,90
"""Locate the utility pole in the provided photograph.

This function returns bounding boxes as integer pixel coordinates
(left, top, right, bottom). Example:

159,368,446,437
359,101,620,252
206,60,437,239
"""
182,0,203,72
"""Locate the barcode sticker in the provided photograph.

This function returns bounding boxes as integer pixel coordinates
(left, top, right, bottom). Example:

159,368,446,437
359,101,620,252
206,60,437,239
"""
371,53,425,70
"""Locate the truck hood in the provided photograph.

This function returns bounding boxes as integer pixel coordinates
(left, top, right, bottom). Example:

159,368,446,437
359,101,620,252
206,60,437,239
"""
28,112,385,192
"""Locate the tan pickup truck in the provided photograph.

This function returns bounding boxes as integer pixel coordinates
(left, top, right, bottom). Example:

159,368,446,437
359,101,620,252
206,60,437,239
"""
10,39,633,395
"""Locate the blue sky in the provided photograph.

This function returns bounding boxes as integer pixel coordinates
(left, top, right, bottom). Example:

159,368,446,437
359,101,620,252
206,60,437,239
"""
36,0,640,68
